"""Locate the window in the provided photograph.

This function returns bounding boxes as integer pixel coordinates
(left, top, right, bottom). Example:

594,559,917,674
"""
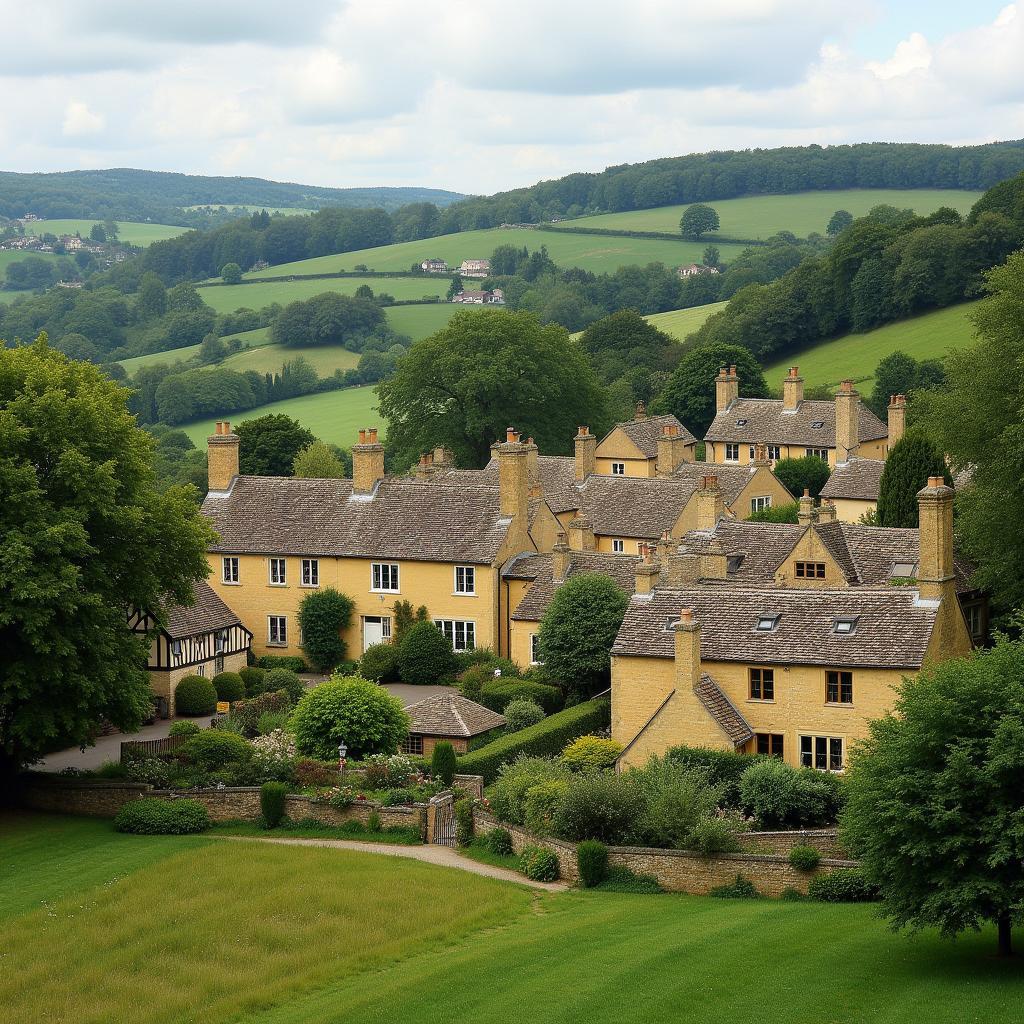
269,558,286,586
435,619,476,652
222,557,239,584
766,444,781,460
965,603,983,639
531,634,543,665
749,667,774,701
735,418,747,426
215,628,228,653
756,614,780,632
806,447,829,461
801,735,844,772
611,539,625,553
301,559,319,587
268,615,287,646
810,420,825,429
833,617,858,635
826,670,853,704
795,561,826,579
401,734,424,755
611,462,626,475
371,563,400,592
755,733,784,758
750,495,772,513
891,560,918,578
171,640,182,659
726,554,744,573
454,565,476,595
215,655,224,675
725,443,740,462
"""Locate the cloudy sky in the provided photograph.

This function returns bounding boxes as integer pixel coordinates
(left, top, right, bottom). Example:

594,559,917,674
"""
1,1,1022,195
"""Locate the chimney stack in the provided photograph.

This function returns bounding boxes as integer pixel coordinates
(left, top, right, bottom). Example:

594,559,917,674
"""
782,366,804,411
656,422,690,476
207,420,240,492
888,394,907,448
700,537,727,579
835,380,860,465
695,475,725,530
635,401,647,421
817,500,837,525
524,435,540,495
665,549,701,587
415,452,434,480
798,488,816,525
715,365,739,413
567,513,595,552
634,543,661,595
656,531,674,565
752,443,770,467
574,426,596,482
495,427,530,523
917,476,954,602
352,426,385,494
673,609,701,691
552,532,571,582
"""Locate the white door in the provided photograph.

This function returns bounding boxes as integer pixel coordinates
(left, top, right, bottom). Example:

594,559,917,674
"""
362,617,390,652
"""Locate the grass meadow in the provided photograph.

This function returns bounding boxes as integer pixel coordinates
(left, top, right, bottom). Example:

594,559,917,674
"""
0,249,62,274
3,813,1022,1024
196,276,451,313
116,327,275,373
218,342,360,376
644,301,729,342
564,188,984,240
0,288,35,305
19,219,188,246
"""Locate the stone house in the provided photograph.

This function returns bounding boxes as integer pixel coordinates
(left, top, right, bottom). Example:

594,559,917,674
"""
459,259,490,278
420,258,449,273
402,692,506,755
677,263,719,278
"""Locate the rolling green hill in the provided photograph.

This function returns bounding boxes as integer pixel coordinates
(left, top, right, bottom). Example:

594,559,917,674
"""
20,219,188,246
116,327,275,373
0,288,33,306
196,276,450,313
218,343,360,377
0,249,61,272
644,302,729,341
563,189,983,240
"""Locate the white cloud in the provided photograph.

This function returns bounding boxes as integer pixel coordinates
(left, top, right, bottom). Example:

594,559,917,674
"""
62,101,105,137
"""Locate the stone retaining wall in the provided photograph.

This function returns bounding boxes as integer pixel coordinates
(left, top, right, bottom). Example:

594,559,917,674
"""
474,812,580,882
741,829,847,860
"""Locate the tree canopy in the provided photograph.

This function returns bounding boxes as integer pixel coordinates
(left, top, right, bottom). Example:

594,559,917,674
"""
235,414,315,476
680,204,720,240
292,440,349,478
867,351,946,419
826,210,853,236
772,456,831,501
876,430,950,528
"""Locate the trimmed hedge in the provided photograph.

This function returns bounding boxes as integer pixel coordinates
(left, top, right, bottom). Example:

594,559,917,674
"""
255,655,308,673
478,679,564,715
239,666,266,696
807,868,878,903
261,781,288,828
114,798,210,835
212,671,245,702
577,840,609,888
458,698,609,783
174,675,217,716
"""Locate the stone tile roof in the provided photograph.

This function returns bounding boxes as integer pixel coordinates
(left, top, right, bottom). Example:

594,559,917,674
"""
668,462,771,504
611,586,939,669
506,550,640,622
405,692,506,738
161,580,243,639
202,476,514,564
614,414,696,457
819,459,885,501
434,456,581,514
704,399,888,446
680,520,803,584
575,476,699,540
694,674,754,746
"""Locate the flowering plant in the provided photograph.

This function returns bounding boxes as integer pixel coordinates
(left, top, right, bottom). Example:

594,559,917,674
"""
313,785,356,809
251,729,297,782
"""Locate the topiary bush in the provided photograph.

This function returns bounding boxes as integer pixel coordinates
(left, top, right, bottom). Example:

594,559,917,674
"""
739,758,844,828
240,666,266,697
709,874,762,899
789,845,822,871
212,671,245,703
520,846,560,882
455,797,474,846
266,668,304,705
260,781,289,828
359,643,400,683
181,729,252,771
168,721,201,739
478,679,564,714
431,740,457,786
503,699,545,732
299,587,355,672
174,675,217,716
561,735,623,772
807,868,878,903
577,840,609,888
485,827,513,856
114,798,210,835
397,621,457,684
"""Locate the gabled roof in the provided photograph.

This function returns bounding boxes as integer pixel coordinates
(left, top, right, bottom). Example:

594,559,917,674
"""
704,399,888,447
819,458,885,501
435,456,580,514
405,692,506,738
202,476,517,564
161,580,243,640
611,414,696,458
694,674,754,746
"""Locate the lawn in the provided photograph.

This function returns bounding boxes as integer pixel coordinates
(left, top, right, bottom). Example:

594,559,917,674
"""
179,383,379,448
645,301,729,342
19,219,189,246
0,287,35,305
3,812,1022,1024
764,302,981,391
196,276,452,313
563,188,984,240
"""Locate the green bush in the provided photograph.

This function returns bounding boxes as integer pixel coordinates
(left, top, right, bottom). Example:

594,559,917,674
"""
299,587,355,672
431,741,457,786
361,752,416,789
168,721,201,739
577,840,609,888
789,845,822,871
457,663,492,700
294,758,336,788
561,735,622,772
94,760,128,778
478,679,564,714
597,865,662,894
485,827,513,856
114,798,210,835
124,758,171,788
781,887,808,902
239,666,266,697
523,778,569,835
255,655,308,672
261,781,289,828
382,788,414,806
397,621,456,684
630,756,724,849
212,671,245,703
181,729,252,771
552,772,638,845
458,698,609,783
453,648,519,675
291,676,410,761
807,868,878,903
367,811,382,833
359,643,400,683
688,813,745,855
503,699,545,732
520,846,560,882
709,874,762,899
489,757,573,825
266,668,304,705
667,745,760,806
174,675,217,716
230,690,291,738
455,798,474,845
739,758,844,828
256,711,290,735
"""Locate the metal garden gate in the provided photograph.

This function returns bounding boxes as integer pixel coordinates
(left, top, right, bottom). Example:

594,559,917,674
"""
430,793,456,846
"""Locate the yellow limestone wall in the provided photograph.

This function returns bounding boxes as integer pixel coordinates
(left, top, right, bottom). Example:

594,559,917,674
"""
706,439,886,468
595,427,655,477
151,651,248,715
733,469,796,518
773,530,848,588
830,497,876,523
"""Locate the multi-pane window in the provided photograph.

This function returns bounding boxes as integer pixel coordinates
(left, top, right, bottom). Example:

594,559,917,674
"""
826,670,853,704
724,443,740,462
806,447,829,461
965,603,983,640
795,561,826,579
401,734,424,755
435,619,475,652
215,628,228,653
755,733,784,758
269,558,286,585
215,655,224,675
531,634,543,665
749,667,775,701
801,735,844,772
750,496,772,513
222,556,239,584
766,444,781,460
611,462,626,475
171,640,182,660
301,558,319,587
454,565,476,594
371,563,400,592
611,539,625,553
268,615,287,646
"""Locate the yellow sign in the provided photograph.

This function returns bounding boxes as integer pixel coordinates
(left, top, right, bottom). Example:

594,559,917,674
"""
216,701,231,714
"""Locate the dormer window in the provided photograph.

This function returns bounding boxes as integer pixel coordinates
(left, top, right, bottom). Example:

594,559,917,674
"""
735,418,747,426
833,617,858,635
727,554,744,573
756,614,780,632
891,560,918,578
811,420,824,429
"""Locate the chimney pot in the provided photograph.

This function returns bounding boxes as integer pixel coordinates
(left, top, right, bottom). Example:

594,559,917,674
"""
729,364,737,376
803,488,810,497
358,429,367,444
680,608,694,625
368,427,378,443
506,426,517,443
841,379,853,393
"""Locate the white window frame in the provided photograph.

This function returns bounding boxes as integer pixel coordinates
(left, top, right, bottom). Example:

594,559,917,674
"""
800,734,844,772
724,443,740,462
222,556,239,584
435,619,476,652
269,557,287,586
611,462,626,475
611,539,625,553
750,496,772,513
301,558,319,587
530,634,543,665
454,565,476,595
371,562,400,593
766,444,781,461
268,615,287,647
806,447,829,461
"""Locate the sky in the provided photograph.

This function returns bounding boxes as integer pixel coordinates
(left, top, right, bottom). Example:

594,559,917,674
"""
1,0,1022,196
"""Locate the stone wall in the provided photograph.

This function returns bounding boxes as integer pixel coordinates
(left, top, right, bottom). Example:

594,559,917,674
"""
21,777,153,817
741,829,848,860
474,812,580,883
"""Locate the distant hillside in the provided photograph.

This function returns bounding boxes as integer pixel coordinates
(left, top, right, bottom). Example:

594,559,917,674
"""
0,168,465,222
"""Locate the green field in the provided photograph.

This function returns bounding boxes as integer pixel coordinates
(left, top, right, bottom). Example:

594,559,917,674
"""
219,342,360,376
0,248,61,273
645,301,729,342
764,302,981,391
196,276,451,313
116,327,275,373
4,814,1022,1024
20,219,188,246
243,227,748,280
563,189,984,240
0,288,35,306
180,383,379,447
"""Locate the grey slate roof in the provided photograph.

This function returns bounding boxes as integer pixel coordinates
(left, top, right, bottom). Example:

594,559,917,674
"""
405,692,506,738
819,459,885,501
161,580,243,639
694,674,754,745
202,476,514,564
611,586,939,669
507,550,640,622
614,414,696,457
704,399,888,446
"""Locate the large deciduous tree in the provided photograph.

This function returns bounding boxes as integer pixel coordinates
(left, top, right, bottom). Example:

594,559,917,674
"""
292,440,349,479
875,430,950,528
679,204,720,240
0,337,214,779
377,309,610,468
841,637,1024,957
235,414,314,477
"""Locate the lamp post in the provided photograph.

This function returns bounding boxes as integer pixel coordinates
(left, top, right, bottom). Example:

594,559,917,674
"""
338,741,347,776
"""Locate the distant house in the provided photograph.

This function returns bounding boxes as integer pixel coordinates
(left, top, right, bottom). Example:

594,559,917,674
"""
459,258,490,278
452,288,504,305
250,259,269,272
55,280,84,289
420,258,449,273
61,236,83,251
677,263,719,278
402,692,506,755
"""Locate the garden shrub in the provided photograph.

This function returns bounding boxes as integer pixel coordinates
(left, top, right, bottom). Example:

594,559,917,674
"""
256,710,290,735
598,865,662,894
361,753,415,789
807,868,878,903
485,827,513,856
174,675,217,716
231,690,291,738
168,720,201,739
367,811,382,833
290,676,409,760
181,729,252,771
630,756,724,849
431,741,457,786
298,587,355,672
561,735,622,772
667,745,760,806
503,699,546,732
455,798,474,845
265,667,304,705
251,729,297,782
457,663,491,701
114,798,210,835
489,757,573,825
294,758,336,788
739,758,844,828
520,846,560,882
523,779,569,835
789,845,822,871
397,621,456,684
94,760,128,779
359,643,400,683
255,655,307,673
458,698,609,783
709,874,762,899
125,758,171,788
216,716,247,737
212,671,245,703
552,771,638,845
781,887,808,902
478,679,564,714
261,781,289,828
577,840,609,888
239,666,266,697
688,812,747,855
382,788,414,806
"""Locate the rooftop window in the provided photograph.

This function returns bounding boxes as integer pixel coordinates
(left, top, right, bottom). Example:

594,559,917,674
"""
727,554,745,573
811,420,825,429
833,617,858,635
891,560,918,578
756,614,780,632
735,418,747,426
